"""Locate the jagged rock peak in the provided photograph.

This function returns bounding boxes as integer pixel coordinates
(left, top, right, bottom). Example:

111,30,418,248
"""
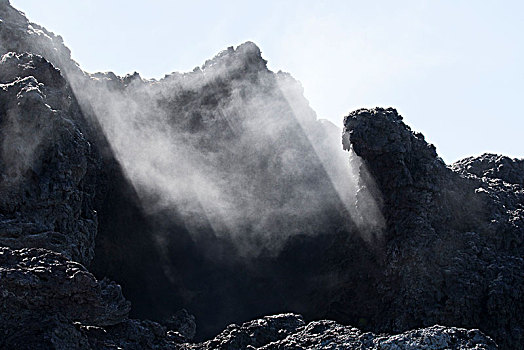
343,107,446,195
190,313,497,350
453,152,524,186
200,41,268,75
0,52,64,87
0,0,76,76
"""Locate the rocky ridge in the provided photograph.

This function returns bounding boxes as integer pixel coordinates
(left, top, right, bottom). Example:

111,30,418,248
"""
0,52,101,265
0,1,521,349
182,314,496,350
343,108,523,349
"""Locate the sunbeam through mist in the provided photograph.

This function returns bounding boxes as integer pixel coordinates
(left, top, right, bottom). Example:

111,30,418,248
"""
70,43,384,255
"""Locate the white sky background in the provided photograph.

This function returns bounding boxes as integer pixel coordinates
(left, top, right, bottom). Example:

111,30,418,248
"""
10,0,523,163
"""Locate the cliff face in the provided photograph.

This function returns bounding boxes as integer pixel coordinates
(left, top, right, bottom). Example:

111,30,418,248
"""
343,108,523,349
0,52,102,265
84,40,379,339
0,1,520,349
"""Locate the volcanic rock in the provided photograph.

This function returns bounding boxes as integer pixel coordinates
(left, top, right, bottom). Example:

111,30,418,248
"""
0,1,521,349
184,314,497,350
0,52,102,265
343,107,523,349
0,246,130,348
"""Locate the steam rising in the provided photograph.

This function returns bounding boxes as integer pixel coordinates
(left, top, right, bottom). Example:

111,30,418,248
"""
69,42,384,254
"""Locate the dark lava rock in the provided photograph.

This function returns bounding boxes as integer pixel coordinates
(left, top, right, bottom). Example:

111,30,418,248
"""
193,314,306,350
343,107,523,349
0,52,102,265
0,1,520,349
0,246,196,349
262,322,497,350
0,247,130,347
453,153,524,186
163,309,197,341
183,313,496,350
0,0,80,78
80,319,177,350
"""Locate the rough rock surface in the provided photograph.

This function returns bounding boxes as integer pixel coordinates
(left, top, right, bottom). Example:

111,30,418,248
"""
343,107,523,349
0,52,102,265
83,35,378,340
0,246,130,348
0,0,81,77
453,153,524,186
0,0,520,349
183,314,496,350
0,245,196,349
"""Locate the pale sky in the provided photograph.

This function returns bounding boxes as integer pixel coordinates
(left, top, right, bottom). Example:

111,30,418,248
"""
10,0,524,163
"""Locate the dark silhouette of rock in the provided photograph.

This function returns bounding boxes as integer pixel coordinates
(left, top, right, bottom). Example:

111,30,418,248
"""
343,107,523,349
163,309,197,341
0,247,130,347
184,313,496,350
0,1,520,348
453,153,524,186
195,314,306,350
0,52,102,265
80,319,179,350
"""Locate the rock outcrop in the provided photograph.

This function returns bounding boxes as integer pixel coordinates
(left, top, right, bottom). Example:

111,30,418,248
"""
343,107,523,349
0,52,101,265
453,153,524,186
0,0,521,349
183,314,496,350
0,247,129,334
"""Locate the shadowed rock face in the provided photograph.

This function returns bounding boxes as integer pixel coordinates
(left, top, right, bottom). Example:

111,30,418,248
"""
453,153,524,186
0,1,520,349
0,247,130,349
343,107,523,349
0,52,101,265
0,247,130,325
182,313,497,350
0,0,376,344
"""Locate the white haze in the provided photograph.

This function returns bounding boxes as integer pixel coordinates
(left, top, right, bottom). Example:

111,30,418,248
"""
67,44,385,255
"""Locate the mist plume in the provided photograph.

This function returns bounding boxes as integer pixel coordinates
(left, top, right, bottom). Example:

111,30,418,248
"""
0,27,385,255
67,42,384,255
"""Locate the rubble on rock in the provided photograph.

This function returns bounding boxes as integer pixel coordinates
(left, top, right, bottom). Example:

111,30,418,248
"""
183,314,497,350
